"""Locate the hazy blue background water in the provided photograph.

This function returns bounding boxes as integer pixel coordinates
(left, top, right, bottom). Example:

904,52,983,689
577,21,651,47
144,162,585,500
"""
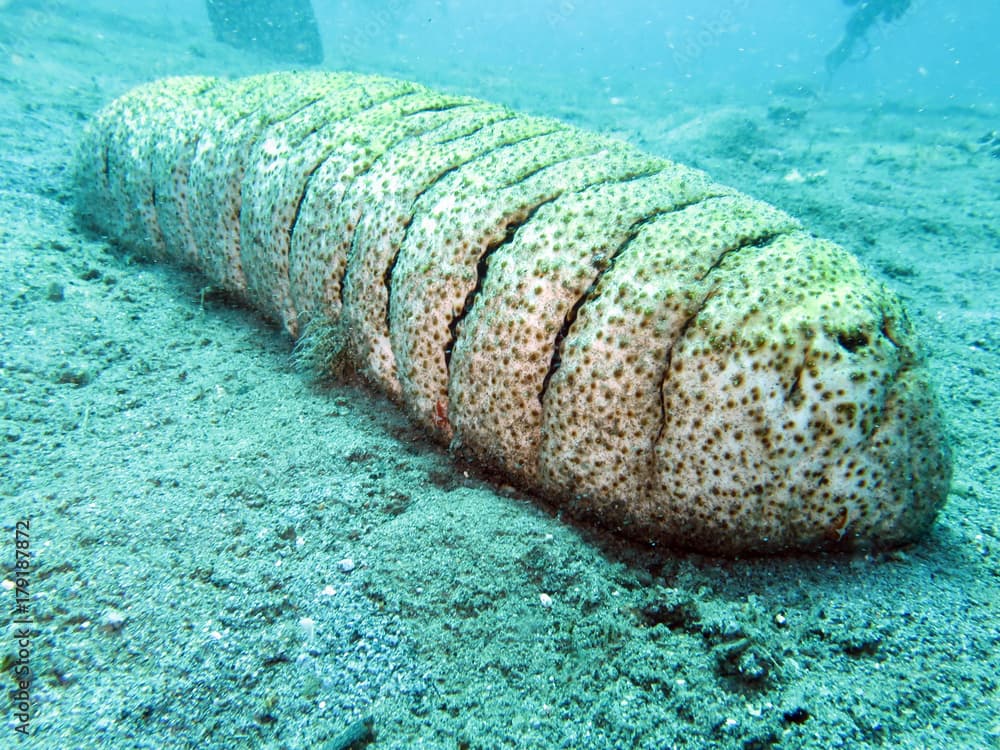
92,0,999,106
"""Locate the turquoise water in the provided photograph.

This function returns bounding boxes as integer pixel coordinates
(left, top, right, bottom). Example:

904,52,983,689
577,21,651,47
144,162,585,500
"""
1,1,997,748
318,0,998,103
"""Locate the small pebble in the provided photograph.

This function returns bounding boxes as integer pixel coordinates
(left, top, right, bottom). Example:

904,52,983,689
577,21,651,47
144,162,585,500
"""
46,282,65,301
299,616,316,639
101,609,126,632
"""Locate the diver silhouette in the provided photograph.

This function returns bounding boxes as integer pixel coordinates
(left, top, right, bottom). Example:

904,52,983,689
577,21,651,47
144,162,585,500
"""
205,0,324,65
825,0,913,75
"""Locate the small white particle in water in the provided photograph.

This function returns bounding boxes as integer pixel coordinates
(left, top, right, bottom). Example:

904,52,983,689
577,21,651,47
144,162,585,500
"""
209,631,223,640
320,585,336,596
338,558,355,573
539,593,553,608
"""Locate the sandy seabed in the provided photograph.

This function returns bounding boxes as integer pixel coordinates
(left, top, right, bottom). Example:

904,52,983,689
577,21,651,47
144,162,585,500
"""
1,2,997,748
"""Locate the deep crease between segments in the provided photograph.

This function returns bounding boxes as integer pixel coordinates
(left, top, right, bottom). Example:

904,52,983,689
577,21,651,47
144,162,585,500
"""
441,162,673,387
181,83,363,269
145,79,224,212
375,125,590,333
319,109,522,313
254,85,436,238
537,192,731,405
653,231,786,448
284,98,480,307
227,85,424,304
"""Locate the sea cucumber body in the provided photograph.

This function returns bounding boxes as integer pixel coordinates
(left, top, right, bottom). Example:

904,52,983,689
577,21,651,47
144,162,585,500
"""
73,72,951,554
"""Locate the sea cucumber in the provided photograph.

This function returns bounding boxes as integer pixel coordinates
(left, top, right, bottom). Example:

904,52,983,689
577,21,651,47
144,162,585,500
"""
72,71,951,555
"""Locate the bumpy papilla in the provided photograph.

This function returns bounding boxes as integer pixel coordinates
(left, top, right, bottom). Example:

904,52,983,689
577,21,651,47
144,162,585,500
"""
72,72,952,555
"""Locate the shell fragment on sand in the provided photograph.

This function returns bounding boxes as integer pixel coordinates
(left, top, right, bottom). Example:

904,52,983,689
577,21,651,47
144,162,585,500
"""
72,72,952,555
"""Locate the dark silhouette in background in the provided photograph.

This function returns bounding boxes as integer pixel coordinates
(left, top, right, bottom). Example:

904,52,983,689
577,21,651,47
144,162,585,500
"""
206,0,324,65
202,1,914,85
825,0,913,76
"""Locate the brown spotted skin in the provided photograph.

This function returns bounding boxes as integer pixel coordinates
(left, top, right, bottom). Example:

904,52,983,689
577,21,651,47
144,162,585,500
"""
72,72,952,555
